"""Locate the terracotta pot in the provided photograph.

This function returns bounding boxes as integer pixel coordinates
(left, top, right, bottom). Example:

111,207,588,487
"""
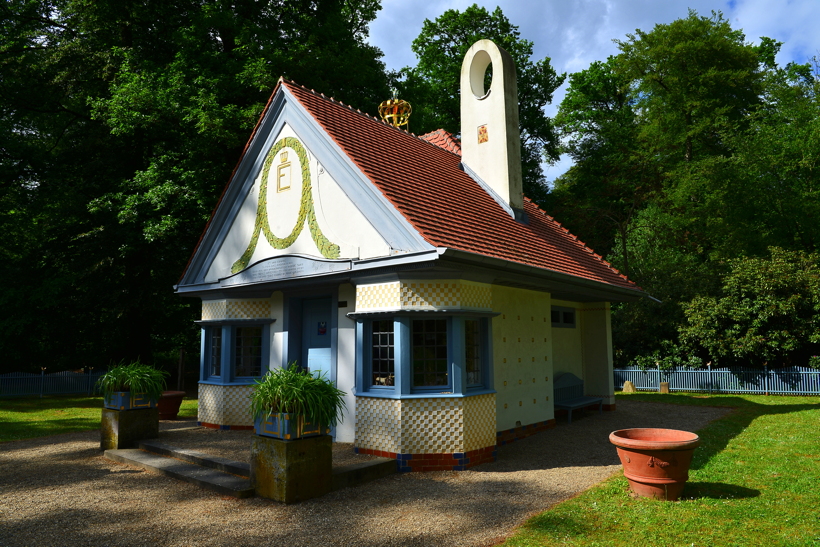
157,391,186,420
609,428,700,501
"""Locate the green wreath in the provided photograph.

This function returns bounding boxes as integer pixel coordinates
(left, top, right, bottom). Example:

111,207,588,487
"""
231,137,340,274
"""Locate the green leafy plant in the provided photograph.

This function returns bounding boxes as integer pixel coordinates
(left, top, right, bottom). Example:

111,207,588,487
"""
96,361,169,402
250,363,346,428
679,248,820,367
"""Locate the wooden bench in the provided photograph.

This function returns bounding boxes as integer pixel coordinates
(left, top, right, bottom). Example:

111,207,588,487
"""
553,373,603,424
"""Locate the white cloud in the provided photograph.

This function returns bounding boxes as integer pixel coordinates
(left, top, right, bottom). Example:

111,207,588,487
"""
368,0,820,181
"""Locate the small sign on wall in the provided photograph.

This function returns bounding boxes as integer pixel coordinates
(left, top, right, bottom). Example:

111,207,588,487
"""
478,124,488,144
317,321,327,335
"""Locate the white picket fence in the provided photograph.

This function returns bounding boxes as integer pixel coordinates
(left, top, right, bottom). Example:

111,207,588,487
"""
0,370,106,397
614,365,820,395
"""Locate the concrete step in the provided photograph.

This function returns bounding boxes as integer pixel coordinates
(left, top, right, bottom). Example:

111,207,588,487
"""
139,439,396,491
104,448,255,498
139,440,250,477
106,440,397,498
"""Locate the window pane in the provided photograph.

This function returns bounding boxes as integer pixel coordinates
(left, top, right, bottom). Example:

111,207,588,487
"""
411,319,448,387
465,320,482,385
235,326,263,377
211,328,222,377
371,320,395,386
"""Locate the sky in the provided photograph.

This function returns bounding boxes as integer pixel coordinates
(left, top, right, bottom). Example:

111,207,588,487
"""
366,0,820,182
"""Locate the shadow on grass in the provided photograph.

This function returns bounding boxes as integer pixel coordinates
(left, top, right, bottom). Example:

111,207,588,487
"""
682,481,761,500
519,511,591,540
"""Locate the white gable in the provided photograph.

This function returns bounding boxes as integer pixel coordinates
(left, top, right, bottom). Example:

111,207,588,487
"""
205,123,391,282
178,85,433,289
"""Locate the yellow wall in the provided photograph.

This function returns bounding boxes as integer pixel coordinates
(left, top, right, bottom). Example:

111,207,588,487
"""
580,303,614,403
491,286,554,431
551,299,583,378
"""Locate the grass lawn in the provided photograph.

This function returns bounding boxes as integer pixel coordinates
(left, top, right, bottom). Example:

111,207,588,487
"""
0,394,199,443
503,392,820,547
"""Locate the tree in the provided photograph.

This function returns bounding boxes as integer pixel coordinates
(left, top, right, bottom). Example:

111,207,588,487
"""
0,0,390,373
616,10,764,167
547,11,793,366
679,248,820,367
398,4,565,204
549,57,659,277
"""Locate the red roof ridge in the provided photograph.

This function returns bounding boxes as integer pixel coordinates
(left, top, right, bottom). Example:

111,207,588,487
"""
419,129,462,156
284,79,399,128
283,80,456,152
522,197,638,287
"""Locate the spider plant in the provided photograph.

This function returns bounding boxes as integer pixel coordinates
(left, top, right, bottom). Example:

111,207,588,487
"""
250,362,346,428
96,361,169,402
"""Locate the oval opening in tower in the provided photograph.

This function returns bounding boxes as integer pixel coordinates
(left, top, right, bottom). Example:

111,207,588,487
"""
469,49,493,99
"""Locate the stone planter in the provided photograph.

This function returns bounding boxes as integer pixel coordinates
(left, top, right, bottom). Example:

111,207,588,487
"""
157,391,186,419
100,407,159,450
609,428,700,501
250,434,332,503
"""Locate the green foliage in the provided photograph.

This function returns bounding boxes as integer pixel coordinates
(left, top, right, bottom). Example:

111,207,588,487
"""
680,248,820,367
0,0,389,373
631,340,703,371
96,361,169,401
398,4,565,204
250,363,347,428
550,57,657,268
551,10,820,366
616,10,764,165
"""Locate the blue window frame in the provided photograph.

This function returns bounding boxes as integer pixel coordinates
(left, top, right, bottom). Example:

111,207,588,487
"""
355,314,492,397
199,321,272,384
370,319,395,387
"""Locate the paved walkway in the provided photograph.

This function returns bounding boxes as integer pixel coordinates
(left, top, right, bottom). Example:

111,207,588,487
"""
0,400,730,547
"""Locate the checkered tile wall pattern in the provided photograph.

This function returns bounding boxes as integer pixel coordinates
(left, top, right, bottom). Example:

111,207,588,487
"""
463,393,497,452
355,394,497,454
200,299,272,320
355,282,401,311
198,383,254,427
354,397,402,454
355,280,492,312
201,301,227,320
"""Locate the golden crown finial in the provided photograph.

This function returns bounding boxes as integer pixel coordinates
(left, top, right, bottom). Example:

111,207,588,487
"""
378,88,412,130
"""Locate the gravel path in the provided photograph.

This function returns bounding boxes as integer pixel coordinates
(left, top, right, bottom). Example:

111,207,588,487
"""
0,400,730,547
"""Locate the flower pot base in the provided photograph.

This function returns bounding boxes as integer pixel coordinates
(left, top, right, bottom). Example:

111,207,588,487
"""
623,473,688,501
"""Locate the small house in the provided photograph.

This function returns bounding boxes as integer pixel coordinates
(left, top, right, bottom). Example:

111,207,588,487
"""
175,40,644,471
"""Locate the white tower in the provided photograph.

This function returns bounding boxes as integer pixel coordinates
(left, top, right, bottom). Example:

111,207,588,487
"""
460,39,523,213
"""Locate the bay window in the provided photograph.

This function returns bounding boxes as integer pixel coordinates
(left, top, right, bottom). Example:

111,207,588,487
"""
355,313,494,397
198,320,272,384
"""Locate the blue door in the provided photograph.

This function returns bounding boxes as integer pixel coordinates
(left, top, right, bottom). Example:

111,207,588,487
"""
301,297,332,379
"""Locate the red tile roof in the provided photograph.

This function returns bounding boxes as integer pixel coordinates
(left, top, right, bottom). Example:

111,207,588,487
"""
282,80,638,292
419,129,462,156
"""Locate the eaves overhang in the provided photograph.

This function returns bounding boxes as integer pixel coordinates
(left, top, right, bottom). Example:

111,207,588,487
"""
435,248,649,303
176,245,651,304
174,249,443,298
